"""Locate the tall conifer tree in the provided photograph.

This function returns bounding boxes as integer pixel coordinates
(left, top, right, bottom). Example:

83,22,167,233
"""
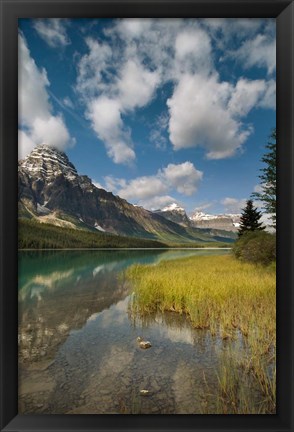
252,128,276,228
238,200,265,237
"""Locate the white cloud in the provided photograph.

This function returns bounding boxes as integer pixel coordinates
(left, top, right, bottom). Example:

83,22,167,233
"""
19,35,51,123
163,162,203,195
77,40,160,164
137,195,177,211
30,115,74,150
221,197,247,214
174,27,212,75
167,72,276,159
18,33,74,158
167,73,250,159
103,176,127,193
231,33,276,75
86,96,135,164
101,161,203,210
118,60,160,110
258,79,276,109
76,37,113,97
228,79,267,117
114,18,153,39
18,130,36,160
75,19,276,165
33,19,70,48
118,176,168,201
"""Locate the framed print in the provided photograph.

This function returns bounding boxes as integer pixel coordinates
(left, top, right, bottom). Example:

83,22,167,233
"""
1,0,293,431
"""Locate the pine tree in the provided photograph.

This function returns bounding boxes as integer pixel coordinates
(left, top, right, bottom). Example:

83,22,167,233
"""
252,128,276,228
238,200,265,237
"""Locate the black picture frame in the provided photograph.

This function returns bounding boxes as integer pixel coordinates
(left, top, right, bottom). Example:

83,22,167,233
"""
0,1,293,431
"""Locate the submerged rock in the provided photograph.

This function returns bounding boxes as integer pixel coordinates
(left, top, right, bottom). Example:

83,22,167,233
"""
137,337,152,349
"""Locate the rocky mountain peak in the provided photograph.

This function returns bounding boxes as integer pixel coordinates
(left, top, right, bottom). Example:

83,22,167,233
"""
154,203,190,227
19,144,78,181
161,203,186,213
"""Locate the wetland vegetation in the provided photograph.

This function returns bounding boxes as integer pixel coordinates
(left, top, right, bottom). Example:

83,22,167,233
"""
126,253,276,413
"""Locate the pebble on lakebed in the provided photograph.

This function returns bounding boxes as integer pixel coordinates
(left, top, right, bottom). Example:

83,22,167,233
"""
137,337,152,349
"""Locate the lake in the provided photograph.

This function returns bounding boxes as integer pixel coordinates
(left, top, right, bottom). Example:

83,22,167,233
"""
18,248,245,414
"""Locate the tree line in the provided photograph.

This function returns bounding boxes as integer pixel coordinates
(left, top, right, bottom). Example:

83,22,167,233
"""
18,218,167,249
233,128,276,265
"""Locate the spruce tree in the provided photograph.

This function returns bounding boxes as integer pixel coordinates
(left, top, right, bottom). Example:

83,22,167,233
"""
238,200,265,237
252,128,276,228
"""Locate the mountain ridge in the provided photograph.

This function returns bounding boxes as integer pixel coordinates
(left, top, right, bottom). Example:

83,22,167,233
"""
154,202,240,232
18,145,236,244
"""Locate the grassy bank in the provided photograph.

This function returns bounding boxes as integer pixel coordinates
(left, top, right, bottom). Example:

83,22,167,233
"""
125,254,276,413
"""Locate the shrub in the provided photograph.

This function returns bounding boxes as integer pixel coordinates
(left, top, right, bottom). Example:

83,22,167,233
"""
232,231,276,265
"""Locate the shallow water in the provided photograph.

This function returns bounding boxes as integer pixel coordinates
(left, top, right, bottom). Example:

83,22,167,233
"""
18,248,246,414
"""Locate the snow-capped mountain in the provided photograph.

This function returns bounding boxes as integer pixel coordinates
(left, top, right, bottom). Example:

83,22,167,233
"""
161,203,186,213
18,145,235,243
19,144,78,181
153,206,241,232
190,211,241,231
154,203,191,227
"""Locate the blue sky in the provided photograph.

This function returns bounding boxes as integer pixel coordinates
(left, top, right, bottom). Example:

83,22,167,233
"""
18,18,276,216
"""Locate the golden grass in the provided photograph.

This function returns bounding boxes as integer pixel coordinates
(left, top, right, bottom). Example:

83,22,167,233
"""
125,254,276,413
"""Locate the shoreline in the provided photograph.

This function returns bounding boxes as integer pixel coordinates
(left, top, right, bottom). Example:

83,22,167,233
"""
18,247,232,251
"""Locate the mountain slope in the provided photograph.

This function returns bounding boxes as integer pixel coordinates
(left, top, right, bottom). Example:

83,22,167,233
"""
154,203,191,227
18,145,234,244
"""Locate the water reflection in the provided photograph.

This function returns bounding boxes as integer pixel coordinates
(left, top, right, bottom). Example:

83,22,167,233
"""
18,249,230,414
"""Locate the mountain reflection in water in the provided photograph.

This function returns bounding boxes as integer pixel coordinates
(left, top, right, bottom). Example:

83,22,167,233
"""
18,249,230,414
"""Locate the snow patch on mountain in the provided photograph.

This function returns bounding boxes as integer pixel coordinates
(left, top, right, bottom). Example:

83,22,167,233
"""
190,211,241,223
161,203,185,213
95,223,105,232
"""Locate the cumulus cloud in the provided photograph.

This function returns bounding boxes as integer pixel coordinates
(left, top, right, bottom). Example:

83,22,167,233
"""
77,38,160,164
118,176,168,201
19,37,51,123
163,162,203,195
118,60,160,110
76,37,112,97
221,197,247,214
167,73,275,159
18,130,36,160
228,79,268,117
33,19,71,48
174,27,212,75
231,33,276,75
101,161,203,210
18,33,74,159
86,96,135,164
167,74,249,159
75,19,276,164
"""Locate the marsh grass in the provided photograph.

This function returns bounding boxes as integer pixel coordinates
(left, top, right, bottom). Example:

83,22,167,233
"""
125,254,276,413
